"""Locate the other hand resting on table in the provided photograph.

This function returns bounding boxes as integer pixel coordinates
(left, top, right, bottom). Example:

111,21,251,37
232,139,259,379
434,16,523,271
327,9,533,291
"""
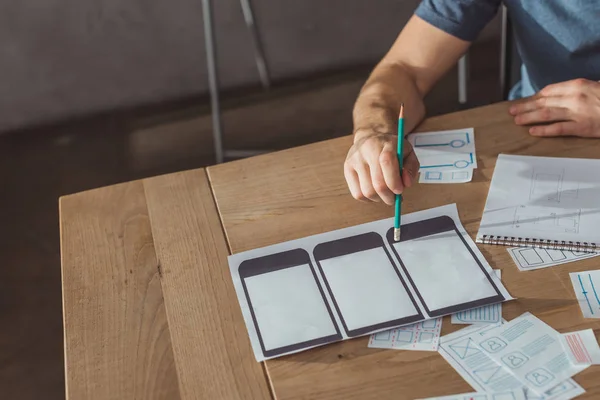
509,78,600,138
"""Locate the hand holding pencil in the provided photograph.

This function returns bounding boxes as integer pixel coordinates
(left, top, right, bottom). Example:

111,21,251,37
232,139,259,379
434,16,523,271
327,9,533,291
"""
344,104,419,206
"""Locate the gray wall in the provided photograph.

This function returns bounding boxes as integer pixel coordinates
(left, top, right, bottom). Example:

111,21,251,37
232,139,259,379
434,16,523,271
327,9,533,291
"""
0,0,499,133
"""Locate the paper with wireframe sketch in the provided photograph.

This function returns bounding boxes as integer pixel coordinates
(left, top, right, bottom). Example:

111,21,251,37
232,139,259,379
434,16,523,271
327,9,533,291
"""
408,128,477,172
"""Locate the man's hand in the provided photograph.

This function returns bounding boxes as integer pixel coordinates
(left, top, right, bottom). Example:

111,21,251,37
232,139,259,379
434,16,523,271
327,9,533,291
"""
344,131,419,205
509,78,600,137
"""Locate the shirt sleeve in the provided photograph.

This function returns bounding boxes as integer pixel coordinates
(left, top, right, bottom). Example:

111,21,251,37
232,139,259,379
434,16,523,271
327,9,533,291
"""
414,0,502,42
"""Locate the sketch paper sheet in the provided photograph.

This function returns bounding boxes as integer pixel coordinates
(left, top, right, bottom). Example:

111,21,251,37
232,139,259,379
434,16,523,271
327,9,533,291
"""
420,169,474,184
473,313,588,395
408,128,477,172
438,323,585,400
559,329,600,365
477,154,600,247
569,270,600,319
229,204,512,361
418,389,526,400
508,247,598,271
368,318,442,351
452,270,502,325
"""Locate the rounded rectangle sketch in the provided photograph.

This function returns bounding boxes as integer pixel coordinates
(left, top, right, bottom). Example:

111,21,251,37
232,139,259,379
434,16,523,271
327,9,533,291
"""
314,232,423,337
373,331,391,341
518,248,544,265
419,332,434,343
525,368,555,387
396,331,414,343
452,171,469,180
239,248,342,358
425,171,443,180
501,351,529,369
479,337,507,353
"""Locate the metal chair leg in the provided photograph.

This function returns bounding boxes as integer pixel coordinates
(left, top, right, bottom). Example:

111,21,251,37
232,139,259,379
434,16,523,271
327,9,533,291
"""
239,0,271,89
202,0,224,164
458,54,468,106
500,4,513,100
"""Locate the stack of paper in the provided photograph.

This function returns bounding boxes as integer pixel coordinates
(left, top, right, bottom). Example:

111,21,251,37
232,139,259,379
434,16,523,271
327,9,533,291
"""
437,313,595,400
408,128,476,184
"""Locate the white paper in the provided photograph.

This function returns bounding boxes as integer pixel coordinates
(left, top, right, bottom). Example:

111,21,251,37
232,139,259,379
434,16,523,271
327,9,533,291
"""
368,318,442,351
420,169,474,184
474,313,588,395
569,270,600,319
319,248,419,331
244,264,338,351
438,323,585,400
229,204,512,361
392,232,499,312
408,128,477,172
452,270,502,325
418,389,526,400
560,329,600,365
478,154,600,247
508,247,598,271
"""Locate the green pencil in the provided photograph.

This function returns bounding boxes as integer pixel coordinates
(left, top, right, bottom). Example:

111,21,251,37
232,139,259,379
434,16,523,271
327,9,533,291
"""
394,104,405,242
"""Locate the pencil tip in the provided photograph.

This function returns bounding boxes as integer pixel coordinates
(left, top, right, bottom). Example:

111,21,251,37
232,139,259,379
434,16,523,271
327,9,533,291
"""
399,103,404,119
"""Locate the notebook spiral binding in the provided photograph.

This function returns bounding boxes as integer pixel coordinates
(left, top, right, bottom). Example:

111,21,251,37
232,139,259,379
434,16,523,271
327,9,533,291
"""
480,235,599,253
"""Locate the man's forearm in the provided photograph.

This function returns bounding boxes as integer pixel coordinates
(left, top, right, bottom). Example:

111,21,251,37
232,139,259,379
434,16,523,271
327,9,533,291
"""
352,62,426,142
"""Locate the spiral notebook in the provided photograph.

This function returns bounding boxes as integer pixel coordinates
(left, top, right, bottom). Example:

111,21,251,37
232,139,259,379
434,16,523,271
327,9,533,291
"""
477,154,600,252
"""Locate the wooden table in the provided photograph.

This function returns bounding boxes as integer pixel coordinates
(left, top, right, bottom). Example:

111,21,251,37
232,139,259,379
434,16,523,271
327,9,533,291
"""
60,102,600,399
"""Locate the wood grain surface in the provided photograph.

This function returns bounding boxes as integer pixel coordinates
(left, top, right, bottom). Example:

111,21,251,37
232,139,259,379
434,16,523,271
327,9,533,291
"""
143,170,272,400
208,102,600,399
60,171,273,399
60,181,180,400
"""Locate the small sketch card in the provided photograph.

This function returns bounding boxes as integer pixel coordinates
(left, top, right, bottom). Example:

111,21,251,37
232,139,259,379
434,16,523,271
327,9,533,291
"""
569,270,600,319
559,329,600,365
408,128,477,172
228,204,513,361
507,247,598,271
368,317,442,351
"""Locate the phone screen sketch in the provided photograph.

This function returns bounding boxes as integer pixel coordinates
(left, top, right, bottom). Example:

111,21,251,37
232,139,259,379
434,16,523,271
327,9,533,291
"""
313,232,423,337
387,216,504,317
239,249,342,358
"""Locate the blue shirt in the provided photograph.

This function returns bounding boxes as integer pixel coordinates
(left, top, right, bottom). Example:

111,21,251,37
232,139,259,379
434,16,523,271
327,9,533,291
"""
415,0,600,99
